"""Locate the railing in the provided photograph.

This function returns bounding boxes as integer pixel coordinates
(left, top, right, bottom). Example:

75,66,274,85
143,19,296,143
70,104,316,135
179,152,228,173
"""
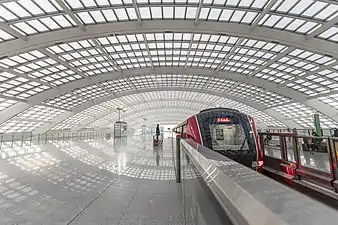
259,132,338,193
179,139,338,225
0,131,112,149
261,128,334,136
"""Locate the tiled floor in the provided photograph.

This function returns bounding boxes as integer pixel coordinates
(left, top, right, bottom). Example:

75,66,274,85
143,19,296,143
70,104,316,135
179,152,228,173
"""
0,136,231,225
0,137,184,225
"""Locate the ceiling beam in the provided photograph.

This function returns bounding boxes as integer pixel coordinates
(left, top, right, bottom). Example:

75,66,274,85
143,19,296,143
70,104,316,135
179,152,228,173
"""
91,38,121,70
0,94,27,103
132,0,142,25
2,66,337,128
281,61,338,87
0,21,336,59
39,49,87,79
306,14,338,39
249,47,295,77
251,0,278,29
0,22,27,41
142,33,154,69
216,38,244,72
55,0,85,31
184,34,195,68
0,65,54,88
194,0,204,24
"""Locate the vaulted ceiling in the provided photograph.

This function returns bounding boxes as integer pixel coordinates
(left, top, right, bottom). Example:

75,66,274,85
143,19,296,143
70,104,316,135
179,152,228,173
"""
0,0,338,133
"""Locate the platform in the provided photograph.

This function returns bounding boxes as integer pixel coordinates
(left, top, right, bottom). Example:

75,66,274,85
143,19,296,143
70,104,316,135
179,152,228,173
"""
0,136,230,225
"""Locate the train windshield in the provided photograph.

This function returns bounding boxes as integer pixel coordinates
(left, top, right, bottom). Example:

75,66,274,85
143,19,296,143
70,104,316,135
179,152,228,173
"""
209,123,249,151
196,109,257,165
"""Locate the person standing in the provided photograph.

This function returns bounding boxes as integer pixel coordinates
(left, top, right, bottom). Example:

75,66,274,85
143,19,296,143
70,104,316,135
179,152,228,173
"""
332,128,338,137
310,131,318,154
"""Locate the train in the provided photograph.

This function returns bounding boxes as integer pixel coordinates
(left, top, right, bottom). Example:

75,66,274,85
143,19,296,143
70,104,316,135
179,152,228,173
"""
173,108,263,170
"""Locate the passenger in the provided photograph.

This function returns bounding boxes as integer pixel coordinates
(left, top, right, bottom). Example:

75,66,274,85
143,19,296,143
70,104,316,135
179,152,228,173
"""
264,131,272,144
302,137,310,152
332,128,338,137
156,124,160,139
310,131,319,154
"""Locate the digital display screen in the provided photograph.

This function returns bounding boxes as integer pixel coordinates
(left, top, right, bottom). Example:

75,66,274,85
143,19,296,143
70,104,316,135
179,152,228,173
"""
216,118,231,123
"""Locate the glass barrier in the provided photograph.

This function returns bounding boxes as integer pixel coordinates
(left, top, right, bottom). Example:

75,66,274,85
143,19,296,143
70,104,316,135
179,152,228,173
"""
260,132,333,174
285,137,296,163
259,132,338,192
263,134,282,159
296,136,331,173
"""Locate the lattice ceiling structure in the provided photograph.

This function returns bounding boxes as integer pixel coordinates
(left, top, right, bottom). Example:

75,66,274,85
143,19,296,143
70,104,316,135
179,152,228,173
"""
0,0,338,134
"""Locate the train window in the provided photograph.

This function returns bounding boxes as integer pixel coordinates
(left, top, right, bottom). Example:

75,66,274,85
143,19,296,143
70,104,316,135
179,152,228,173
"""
196,111,256,154
209,124,249,151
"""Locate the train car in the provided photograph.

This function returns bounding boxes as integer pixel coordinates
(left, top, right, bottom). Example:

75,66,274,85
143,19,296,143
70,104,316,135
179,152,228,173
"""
174,108,263,170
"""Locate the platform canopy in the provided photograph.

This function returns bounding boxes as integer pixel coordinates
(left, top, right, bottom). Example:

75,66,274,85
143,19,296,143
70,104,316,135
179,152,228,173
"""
0,0,338,133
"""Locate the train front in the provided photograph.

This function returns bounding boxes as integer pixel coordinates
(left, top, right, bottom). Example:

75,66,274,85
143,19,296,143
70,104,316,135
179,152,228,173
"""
188,108,263,170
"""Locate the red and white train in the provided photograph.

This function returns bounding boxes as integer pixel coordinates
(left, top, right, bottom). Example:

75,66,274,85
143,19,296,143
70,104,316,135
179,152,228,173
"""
174,108,263,170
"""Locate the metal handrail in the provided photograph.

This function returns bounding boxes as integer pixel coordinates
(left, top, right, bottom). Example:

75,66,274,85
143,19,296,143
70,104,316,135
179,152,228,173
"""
0,131,112,150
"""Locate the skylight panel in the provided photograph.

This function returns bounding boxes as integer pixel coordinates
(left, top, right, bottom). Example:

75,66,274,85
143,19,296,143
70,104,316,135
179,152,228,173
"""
82,0,97,8
319,27,338,39
53,15,73,28
77,12,95,24
242,12,258,24
314,5,338,20
290,0,313,15
40,17,60,30
96,0,110,6
0,5,17,20
231,10,246,22
26,20,48,32
126,8,138,20
14,22,37,35
115,8,128,20
22,0,44,15
3,2,30,18
277,0,298,12
139,7,151,19
303,1,328,17
102,9,117,21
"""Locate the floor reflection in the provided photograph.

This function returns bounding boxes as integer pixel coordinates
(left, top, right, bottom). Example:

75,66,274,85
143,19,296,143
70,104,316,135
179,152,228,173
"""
0,135,204,224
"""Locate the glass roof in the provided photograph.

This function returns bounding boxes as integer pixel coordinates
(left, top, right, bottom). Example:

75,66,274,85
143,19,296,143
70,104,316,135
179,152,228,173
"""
61,91,286,131
0,0,337,133
274,102,338,128
0,105,64,133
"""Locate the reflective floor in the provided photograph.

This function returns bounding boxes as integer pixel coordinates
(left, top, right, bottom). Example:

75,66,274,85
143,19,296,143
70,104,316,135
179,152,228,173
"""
264,140,331,173
0,136,231,225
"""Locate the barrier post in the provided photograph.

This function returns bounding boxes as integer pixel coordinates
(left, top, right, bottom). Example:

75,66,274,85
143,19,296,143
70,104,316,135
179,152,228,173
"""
0,134,3,150
292,128,300,167
11,134,14,148
21,134,24,147
176,136,181,183
328,138,338,184
30,133,32,146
